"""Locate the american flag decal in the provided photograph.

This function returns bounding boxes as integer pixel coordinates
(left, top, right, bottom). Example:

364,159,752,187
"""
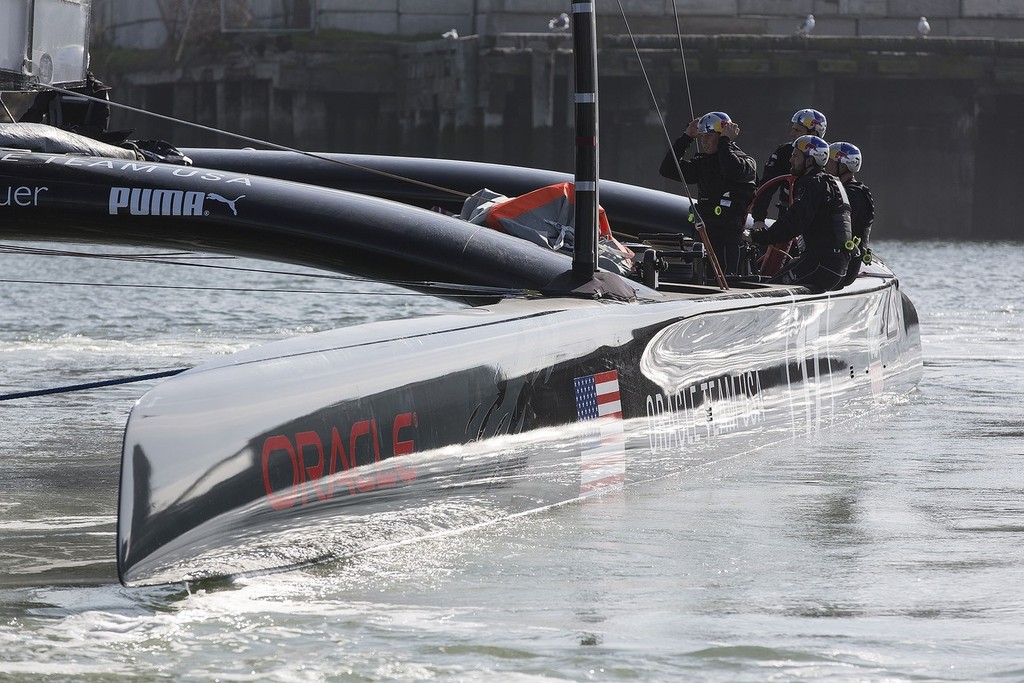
574,369,626,495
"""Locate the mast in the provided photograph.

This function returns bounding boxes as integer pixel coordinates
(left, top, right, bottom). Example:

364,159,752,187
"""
571,0,599,278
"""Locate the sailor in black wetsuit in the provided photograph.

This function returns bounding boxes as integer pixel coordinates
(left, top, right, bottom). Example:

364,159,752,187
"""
827,142,874,289
659,111,756,275
750,108,828,231
745,135,851,292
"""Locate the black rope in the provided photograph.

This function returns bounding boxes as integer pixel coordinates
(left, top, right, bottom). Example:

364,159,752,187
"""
670,0,696,121
0,243,360,281
0,245,231,261
0,244,527,298
0,369,188,402
0,278,415,296
35,83,474,202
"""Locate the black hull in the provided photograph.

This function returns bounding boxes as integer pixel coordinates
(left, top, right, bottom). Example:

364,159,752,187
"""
0,150,616,297
117,274,922,585
180,149,697,239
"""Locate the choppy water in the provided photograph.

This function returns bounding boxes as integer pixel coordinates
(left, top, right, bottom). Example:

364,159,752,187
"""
0,240,1021,681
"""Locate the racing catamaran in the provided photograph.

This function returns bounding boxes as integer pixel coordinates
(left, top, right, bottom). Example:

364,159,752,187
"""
0,2,921,586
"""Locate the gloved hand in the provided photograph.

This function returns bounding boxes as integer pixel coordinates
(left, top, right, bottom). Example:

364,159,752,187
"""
742,229,753,245
721,121,740,140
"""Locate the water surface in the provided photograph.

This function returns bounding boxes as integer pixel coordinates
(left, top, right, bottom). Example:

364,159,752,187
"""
0,240,1021,681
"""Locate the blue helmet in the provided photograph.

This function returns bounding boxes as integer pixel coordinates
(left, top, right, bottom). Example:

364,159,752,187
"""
791,108,827,137
828,141,863,173
794,135,829,167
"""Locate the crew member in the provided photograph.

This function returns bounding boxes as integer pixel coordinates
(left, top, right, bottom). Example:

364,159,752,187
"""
745,135,851,292
659,111,757,275
750,108,828,229
827,141,874,288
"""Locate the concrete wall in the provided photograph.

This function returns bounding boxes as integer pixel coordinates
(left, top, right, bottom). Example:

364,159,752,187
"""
91,0,1024,49
91,33,1024,240
91,0,165,50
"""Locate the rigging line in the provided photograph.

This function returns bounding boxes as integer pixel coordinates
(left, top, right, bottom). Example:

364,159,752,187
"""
0,245,526,296
0,244,232,260
33,83,474,202
670,0,696,121
0,278,523,298
0,369,188,402
25,91,647,245
63,254,351,279
614,0,728,290
0,96,15,124
612,0,702,225
0,244,391,284
1,245,358,281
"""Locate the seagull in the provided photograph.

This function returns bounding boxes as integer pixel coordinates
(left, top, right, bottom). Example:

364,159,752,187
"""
441,28,458,39
548,12,570,31
917,16,931,37
796,14,815,36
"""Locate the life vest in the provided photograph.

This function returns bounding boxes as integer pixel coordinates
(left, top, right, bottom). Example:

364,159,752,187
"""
482,181,613,243
460,182,633,274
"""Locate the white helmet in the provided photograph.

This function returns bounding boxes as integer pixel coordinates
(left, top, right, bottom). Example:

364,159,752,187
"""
697,111,731,134
828,141,862,173
794,135,829,167
791,108,827,137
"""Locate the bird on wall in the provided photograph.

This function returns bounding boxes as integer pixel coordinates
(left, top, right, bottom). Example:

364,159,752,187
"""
441,28,459,40
548,12,570,31
796,14,815,36
917,16,931,37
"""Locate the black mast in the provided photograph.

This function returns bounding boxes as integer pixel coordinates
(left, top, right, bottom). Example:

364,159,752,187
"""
571,0,599,278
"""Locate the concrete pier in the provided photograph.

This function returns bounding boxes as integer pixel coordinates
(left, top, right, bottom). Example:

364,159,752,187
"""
93,1,1024,46
89,32,1024,239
